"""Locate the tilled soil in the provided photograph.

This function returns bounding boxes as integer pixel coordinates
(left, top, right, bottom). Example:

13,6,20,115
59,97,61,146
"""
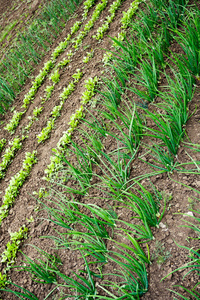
0,0,200,299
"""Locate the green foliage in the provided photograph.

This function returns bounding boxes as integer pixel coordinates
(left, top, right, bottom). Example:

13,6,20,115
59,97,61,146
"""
0,137,22,179
83,49,94,63
81,76,98,104
37,68,83,144
1,225,28,268
72,69,83,82
73,0,108,49
121,0,141,29
122,182,165,228
0,20,18,43
0,272,8,289
174,9,200,77
0,138,6,153
83,0,96,19
50,69,60,84
93,0,123,40
17,247,61,284
4,110,25,134
0,151,37,224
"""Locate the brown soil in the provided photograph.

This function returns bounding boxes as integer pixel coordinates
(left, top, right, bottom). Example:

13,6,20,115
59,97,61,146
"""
0,0,47,64
0,0,14,15
0,0,200,299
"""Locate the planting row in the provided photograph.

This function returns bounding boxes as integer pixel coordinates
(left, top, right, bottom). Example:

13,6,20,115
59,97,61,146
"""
0,0,138,186
0,0,138,241
0,225,28,289
20,1,200,299
3,0,108,135
0,0,95,114
1,0,200,298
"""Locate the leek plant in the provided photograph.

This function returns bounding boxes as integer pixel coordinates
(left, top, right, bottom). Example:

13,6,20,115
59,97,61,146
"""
66,230,108,265
0,284,39,300
109,36,139,74
129,57,159,102
121,183,164,228
143,143,176,173
103,246,149,298
117,217,154,242
41,194,117,233
100,72,126,110
15,250,60,284
159,0,187,30
174,8,200,77
144,108,182,156
101,101,143,154
0,78,15,113
56,254,98,299
61,142,94,194
92,147,135,198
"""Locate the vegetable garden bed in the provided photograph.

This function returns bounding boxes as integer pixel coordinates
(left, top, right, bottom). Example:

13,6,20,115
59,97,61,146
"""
0,0,200,299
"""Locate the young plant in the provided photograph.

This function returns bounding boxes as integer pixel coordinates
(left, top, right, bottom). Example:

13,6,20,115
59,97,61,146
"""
129,57,159,102
4,110,25,134
16,248,61,284
50,69,60,84
83,49,94,63
1,225,28,269
93,0,123,40
0,137,22,179
122,182,165,228
73,0,108,49
81,76,98,104
56,254,98,298
0,138,6,153
104,244,149,297
61,141,94,194
101,101,143,155
121,0,142,29
174,9,200,77
0,151,37,224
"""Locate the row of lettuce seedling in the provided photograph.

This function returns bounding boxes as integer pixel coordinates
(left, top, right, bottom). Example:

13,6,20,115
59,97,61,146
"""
4,0,199,297
0,151,37,225
0,0,194,298
0,0,139,191
3,0,98,135
0,225,28,289
0,0,137,246
21,0,200,298
0,0,110,184
0,0,86,114
3,0,141,137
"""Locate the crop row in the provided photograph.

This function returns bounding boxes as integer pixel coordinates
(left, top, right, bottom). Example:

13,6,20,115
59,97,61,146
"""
1,0,199,299
0,0,85,114
0,0,132,246
37,69,83,143
0,139,6,153
0,151,37,225
102,0,142,64
0,0,135,186
3,0,97,134
93,0,123,40
43,76,99,182
0,225,28,288
72,0,109,49
42,0,142,181
19,0,200,299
